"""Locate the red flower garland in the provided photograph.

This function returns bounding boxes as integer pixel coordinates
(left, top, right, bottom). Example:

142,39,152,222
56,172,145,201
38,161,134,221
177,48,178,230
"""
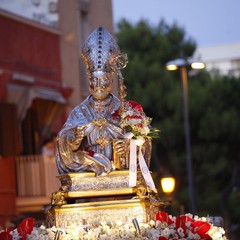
156,211,213,240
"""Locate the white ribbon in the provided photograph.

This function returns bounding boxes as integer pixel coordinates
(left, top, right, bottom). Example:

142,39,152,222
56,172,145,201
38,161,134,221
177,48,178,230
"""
125,133,156,191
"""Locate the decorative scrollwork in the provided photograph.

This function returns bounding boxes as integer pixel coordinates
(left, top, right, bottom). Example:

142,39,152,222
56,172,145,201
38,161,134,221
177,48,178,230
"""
51,191,67,206
135,184,147,198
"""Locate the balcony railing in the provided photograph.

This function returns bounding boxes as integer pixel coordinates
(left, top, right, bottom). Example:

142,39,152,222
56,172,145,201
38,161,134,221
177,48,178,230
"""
15,154,60,213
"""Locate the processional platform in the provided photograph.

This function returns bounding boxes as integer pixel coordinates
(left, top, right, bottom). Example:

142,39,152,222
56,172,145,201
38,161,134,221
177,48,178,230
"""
47,170,162,227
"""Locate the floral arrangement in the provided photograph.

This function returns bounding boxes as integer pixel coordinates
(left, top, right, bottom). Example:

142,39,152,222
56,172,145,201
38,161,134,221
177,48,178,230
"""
0,211,228,240
112,100,160,139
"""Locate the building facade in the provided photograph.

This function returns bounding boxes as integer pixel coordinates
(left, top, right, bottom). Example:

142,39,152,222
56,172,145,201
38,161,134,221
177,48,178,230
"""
195,43,240,78
0,0,114,227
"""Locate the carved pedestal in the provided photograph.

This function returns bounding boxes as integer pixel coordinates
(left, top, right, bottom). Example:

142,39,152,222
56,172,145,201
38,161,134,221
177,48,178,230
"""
47,198,159,227
47,171,162,227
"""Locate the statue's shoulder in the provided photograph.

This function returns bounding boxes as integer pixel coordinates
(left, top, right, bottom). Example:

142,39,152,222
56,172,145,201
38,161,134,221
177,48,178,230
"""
72,95,91,112
111,94,120,102
66,96,92,122
110,94,121,108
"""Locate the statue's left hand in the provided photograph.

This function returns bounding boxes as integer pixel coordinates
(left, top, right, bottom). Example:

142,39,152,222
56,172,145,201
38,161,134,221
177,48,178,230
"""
113,138,129,155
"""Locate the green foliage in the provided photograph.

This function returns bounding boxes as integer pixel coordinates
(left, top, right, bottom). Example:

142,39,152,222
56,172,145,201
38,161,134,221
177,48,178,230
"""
116,19,240,236
116,19,197,173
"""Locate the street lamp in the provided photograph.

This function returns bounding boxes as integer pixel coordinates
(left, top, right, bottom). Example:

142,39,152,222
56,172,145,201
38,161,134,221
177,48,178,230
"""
160,176,176,194
160,175,176,209
165,57,205,214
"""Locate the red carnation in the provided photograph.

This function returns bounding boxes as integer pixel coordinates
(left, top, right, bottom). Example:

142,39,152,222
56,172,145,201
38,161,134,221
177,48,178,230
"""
127,100,143,112
111,109,120,118
128,115,142,119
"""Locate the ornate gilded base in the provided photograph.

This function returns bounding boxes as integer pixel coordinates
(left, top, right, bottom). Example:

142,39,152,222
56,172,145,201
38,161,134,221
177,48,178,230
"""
50,170,149,205
47,170,162,228
57,170,146,197
47,198,159,227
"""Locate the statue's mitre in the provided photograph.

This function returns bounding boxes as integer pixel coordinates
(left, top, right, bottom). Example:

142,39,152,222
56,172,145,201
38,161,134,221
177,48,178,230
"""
82,27,127,74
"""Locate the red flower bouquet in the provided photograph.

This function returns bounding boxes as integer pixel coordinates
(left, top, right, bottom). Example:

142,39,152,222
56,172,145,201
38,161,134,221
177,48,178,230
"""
112,100,160,139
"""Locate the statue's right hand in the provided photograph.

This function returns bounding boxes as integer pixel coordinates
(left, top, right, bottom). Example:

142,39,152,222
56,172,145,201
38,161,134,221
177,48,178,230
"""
69,126,86,150
75,122,95,139
75,125,86,140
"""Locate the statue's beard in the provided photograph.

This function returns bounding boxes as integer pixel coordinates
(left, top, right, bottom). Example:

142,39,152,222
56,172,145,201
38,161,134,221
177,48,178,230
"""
90,88,111,100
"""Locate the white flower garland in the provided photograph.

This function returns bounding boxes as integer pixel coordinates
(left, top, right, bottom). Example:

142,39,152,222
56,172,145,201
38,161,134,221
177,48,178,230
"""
2,214,228,240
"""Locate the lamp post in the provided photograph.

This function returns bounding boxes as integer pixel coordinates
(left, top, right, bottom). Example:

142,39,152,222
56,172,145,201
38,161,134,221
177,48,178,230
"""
165,58,205,214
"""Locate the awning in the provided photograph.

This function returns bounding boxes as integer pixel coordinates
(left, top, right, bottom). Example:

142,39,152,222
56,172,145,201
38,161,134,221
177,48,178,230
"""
7,84,67,120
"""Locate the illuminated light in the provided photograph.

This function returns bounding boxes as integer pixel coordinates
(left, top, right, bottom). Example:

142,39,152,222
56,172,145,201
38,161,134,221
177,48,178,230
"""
161,177,176,194
166,64,178,71
166,58,205,71
191,62,205,70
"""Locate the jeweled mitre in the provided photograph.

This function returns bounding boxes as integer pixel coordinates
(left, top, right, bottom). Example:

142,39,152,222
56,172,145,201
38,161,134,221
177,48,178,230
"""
81,27,127,74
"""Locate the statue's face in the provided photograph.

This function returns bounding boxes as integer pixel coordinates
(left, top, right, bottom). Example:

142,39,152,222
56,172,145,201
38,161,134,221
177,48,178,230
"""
89,71,113,100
